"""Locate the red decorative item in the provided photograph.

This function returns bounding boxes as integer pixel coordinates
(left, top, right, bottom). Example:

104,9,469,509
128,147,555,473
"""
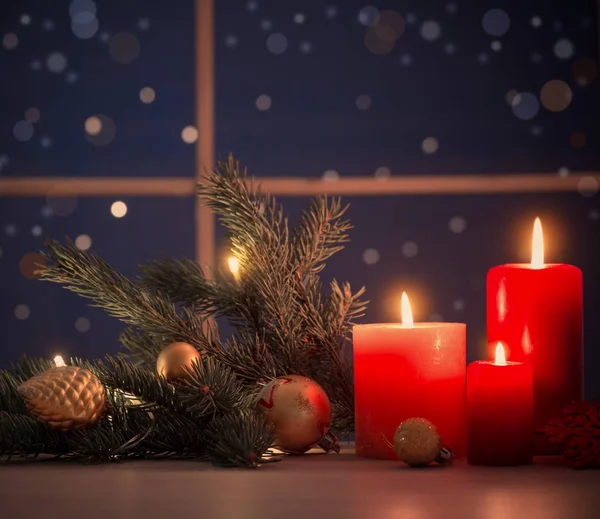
543,400,600,469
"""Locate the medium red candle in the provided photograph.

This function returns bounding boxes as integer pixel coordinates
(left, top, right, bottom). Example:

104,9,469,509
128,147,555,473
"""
353,293,466,459
486,218,583,454
467,342,533,466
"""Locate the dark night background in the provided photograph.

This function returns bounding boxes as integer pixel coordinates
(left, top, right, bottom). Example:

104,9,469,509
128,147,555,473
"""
1,1,599,397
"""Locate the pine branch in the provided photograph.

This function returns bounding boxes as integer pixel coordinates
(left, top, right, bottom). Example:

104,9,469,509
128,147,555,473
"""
178,357,246,418
202,409,277,468
137,257,219,309
39,240,206,347
0,371,28,414
10,355,55,382
74,356,185,416
201,331,279,386
63,389,138,461
142,411,204,456
291,195,352,275
0,412,65,458
198,155,290,264
118,327,167,365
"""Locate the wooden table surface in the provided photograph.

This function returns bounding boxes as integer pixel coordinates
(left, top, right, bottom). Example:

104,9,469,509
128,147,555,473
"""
1,446,599,519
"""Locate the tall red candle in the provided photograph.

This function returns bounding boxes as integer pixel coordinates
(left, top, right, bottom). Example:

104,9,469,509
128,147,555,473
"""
486,218,583,454
467,343,533,465
353,293,466,459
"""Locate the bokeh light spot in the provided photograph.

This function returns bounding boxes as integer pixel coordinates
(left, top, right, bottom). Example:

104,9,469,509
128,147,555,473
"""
71,15,99,39
482,9,511,37
540,80,572,112
85,114,116,146
109,32,141,64
453,300,465,311
14,304,31,320
365,26,396,55
19,252,45,280
225,35,238,48
111,201,128,218
181,125,198,144
13,121,34,142
47,52,68,73
363,248,380,265
255,94,272,111
75,234,92,250
25,107,40,123
402,242,418,258
569,131,586,149
356,95,372,110
85,116,101,135
139,86,156,104
421,20,441,41
554,38,574,60
511,92,539,120
2,32,18,50
422,137,439,155
266,33,288,54
449,216,467,234
374,166,391,180
358,6,379,27
322,170,340,181
75,317,91,333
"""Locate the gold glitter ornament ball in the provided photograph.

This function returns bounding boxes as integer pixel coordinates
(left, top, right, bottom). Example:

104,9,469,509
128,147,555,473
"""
18,366,106,431
156,342,201,381
256,374,332,453
394,417,444,467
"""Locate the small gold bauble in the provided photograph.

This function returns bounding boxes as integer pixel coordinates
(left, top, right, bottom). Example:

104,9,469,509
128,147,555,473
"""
393,417,444,467
156,342,201,381
18,366,106,431
256,374,332,453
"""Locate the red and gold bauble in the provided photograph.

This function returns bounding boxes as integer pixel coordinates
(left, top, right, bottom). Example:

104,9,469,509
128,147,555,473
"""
18,366,106,431
256,374,336,453
156,341,201,381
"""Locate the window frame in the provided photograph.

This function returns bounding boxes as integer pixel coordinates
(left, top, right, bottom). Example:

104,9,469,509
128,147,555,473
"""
0,0,598,271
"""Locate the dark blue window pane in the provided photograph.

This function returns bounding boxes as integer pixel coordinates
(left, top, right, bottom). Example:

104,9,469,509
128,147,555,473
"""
216,1,599,177
0,196,195,363
0,1,195,177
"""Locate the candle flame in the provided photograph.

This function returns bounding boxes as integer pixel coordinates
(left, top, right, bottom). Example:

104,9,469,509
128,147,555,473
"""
531,217,544,269
494,342,507,366
54,355,66,367
401,292,414,328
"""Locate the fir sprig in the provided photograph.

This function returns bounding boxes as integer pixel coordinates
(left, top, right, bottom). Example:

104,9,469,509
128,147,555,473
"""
203,409,277,468
1,155,367,465
39,240,207,348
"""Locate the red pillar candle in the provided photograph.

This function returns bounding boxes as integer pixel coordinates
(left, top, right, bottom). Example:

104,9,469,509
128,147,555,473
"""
353,293,466,460
467,343,533,465
486,218,583,454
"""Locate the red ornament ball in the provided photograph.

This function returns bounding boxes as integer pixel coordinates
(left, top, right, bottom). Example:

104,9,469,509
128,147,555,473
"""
256,374,332,453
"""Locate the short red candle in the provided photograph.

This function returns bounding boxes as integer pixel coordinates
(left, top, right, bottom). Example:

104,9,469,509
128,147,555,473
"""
353,293,466,459
467,343,533,465
486,219,583,454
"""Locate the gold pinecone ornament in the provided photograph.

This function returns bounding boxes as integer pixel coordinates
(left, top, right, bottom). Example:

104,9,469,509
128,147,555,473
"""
18,366,106,431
